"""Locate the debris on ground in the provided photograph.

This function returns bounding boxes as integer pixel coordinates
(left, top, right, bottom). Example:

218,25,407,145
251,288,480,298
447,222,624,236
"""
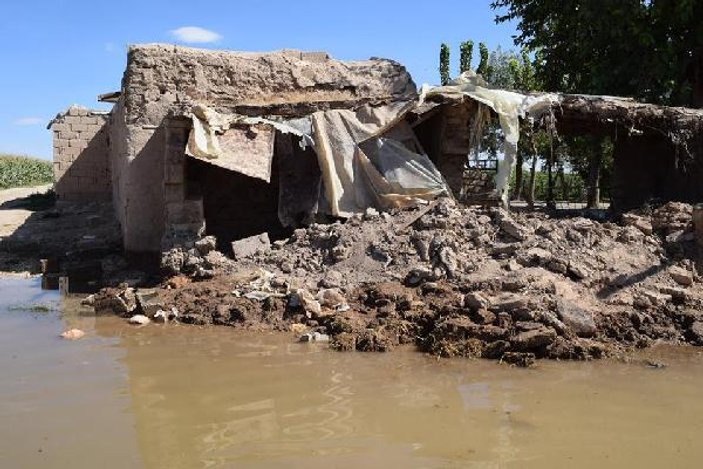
60,329,85,340
90,197,703,365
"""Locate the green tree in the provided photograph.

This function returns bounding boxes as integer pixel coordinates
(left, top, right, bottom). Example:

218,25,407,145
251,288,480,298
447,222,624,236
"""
491,0,703,107
476,42,491,78
459,41,474,74
439,43,451,85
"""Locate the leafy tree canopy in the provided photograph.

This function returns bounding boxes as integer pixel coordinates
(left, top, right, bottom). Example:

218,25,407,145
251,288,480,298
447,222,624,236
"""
491,0,703,107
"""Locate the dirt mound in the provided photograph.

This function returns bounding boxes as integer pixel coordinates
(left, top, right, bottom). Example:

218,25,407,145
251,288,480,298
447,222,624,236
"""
97,198,703,365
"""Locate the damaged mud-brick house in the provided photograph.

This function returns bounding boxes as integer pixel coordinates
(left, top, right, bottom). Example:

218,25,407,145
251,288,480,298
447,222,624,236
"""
49,44,703,266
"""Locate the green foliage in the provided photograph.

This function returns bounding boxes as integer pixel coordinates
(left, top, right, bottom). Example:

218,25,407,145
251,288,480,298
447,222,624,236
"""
459,40,474,74
0,154,53,189
476,42,491,78
439,43,451,85
491,0,703,107
510,169,588,203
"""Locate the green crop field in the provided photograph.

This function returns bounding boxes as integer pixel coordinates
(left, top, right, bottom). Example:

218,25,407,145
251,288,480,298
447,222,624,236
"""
0,154,53,189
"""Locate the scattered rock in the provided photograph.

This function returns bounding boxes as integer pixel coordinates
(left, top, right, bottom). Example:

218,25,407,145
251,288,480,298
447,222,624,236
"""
501,352,536,367
500,217,528,241
231,233,271,260
669,266,694,286
194,236,217,255
320,270,344,289
299,332,330,343
363,207,380,220
622,214,653,235
463,292,491,311
294,289,322,318
60,329,85,340
511,326,557,352
689,321,703,345
653,202,693,234
556,300,597,338
128,314,151,325
80,295,95,306
317,288,347,308
404,267,434,287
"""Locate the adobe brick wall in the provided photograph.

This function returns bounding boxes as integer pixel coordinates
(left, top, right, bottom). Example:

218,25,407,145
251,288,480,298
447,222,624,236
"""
51,106,111,202
111,44,418,253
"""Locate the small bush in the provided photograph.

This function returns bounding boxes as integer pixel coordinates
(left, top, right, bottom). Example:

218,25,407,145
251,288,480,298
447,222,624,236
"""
0,154,53,189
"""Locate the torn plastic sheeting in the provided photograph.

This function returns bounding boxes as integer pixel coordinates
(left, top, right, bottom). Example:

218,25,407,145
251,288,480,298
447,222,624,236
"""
185,105,314,183
357,138,448,209
311,100,449,217
188,122,276,182
420,71,560,206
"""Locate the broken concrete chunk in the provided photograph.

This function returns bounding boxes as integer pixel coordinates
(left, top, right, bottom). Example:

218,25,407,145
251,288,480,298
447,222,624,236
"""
669,266,694,286
556,300,597,338
231,233,271,260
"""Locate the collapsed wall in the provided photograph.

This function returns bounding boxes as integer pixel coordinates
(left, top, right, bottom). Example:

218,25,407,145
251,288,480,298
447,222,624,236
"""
110,44,417,253
49,106,111,202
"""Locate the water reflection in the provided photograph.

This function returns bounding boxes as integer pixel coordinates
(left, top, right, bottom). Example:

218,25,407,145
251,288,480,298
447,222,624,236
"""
3,277,703,468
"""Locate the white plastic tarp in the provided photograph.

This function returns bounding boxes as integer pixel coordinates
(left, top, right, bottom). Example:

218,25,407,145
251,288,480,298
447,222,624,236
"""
185,102,451,219
420,71,560,205
186,105,314,183
311,101,450,217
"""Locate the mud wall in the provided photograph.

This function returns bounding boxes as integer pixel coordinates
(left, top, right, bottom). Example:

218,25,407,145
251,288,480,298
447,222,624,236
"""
414,100,476,197
51,106,111,202
612,135,703,210
115,44,417,253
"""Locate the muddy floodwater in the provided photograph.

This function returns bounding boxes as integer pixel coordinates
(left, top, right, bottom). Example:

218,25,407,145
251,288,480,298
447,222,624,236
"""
2,278,703,468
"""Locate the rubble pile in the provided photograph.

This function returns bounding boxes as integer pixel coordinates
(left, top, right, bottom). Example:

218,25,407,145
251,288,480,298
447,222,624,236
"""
95,198,703,365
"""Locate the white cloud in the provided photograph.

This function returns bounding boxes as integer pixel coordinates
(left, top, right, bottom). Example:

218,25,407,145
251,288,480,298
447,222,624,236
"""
169,26,222,44
13,117,44,126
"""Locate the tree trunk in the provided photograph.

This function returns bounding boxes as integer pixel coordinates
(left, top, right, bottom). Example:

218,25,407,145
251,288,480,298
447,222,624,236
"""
514,151,524,200
546,133,555,209
557,163,567,202
586,139,603,208
527,153,537,208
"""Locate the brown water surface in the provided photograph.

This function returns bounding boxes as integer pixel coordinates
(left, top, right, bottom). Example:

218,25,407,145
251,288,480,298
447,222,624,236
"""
2,277,703,468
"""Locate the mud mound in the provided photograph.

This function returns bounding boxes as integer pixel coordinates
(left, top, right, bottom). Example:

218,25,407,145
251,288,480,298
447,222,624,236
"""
97,198,703,365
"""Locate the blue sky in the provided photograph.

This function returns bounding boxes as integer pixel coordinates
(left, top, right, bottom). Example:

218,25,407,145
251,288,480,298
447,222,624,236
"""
0,0,517,159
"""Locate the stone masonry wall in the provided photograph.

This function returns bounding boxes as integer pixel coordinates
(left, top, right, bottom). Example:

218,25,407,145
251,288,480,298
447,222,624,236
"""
51,106,111,202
